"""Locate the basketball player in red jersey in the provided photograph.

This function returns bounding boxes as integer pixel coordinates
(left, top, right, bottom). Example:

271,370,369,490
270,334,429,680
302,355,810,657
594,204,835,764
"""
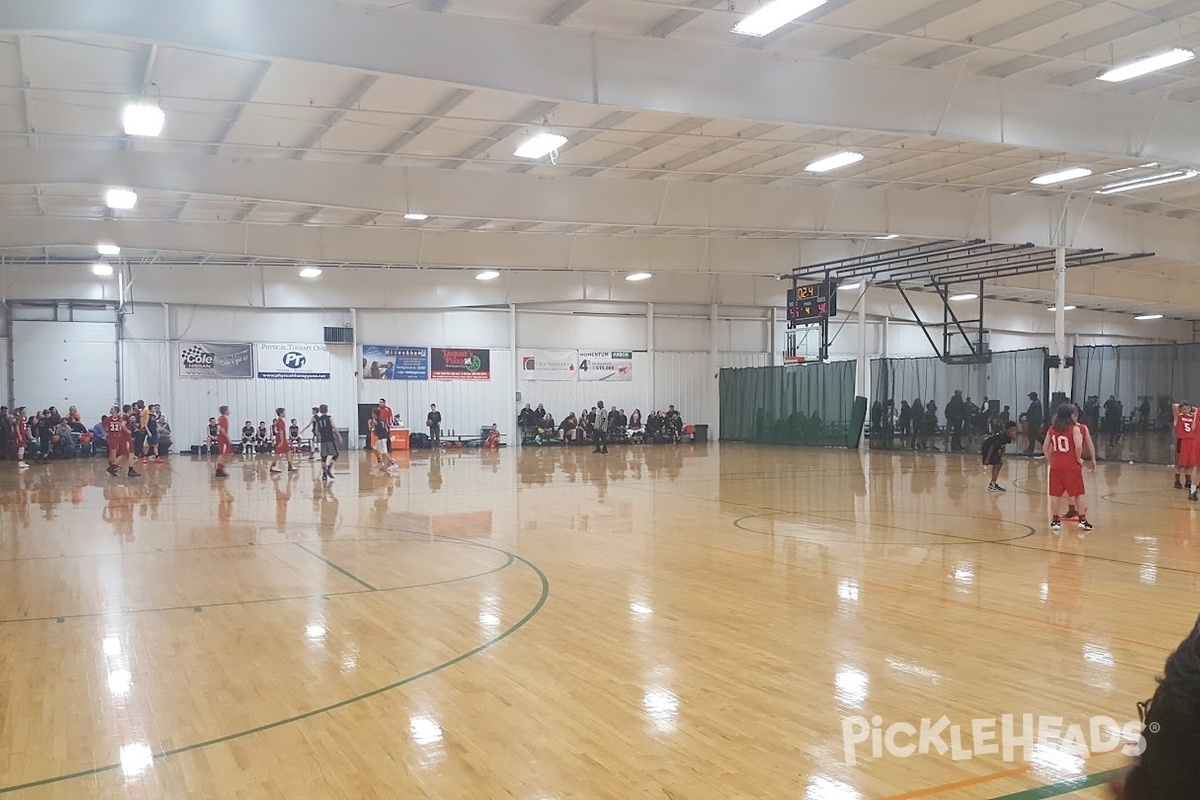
268,407,297,474
1043,404,1093,532
1172,402,1198,494
215,405,233,479
13,407,28,471
1063,404,1098,521
104,405,140,478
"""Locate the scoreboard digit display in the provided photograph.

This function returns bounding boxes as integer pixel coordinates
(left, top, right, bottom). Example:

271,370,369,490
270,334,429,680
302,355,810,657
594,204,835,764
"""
787,280,837,326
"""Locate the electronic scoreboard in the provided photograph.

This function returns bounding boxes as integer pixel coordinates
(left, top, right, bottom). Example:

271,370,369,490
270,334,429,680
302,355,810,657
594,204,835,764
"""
786,280,837,327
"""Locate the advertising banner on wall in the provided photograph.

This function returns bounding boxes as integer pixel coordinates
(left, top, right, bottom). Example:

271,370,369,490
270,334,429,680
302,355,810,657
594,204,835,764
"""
362,345,429,380
431,347,491,380
519,349,577,381
577,351,634,382
178,342,254,378
256,343,331,380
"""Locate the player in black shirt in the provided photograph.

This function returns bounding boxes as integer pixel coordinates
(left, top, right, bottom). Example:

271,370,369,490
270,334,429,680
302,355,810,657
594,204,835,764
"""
982,421,1018,492
241,421,256,455
314,404,342,481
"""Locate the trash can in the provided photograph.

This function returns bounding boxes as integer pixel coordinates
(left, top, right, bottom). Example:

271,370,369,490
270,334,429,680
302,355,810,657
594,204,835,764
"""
693,424,708,442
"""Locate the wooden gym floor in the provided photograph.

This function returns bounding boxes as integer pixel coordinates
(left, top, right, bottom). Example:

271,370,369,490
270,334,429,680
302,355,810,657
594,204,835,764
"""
0,444,1194,799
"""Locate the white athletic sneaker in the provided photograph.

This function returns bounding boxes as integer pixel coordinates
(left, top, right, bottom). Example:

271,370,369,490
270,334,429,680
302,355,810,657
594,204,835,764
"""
17,461,28,470
269,466,282,474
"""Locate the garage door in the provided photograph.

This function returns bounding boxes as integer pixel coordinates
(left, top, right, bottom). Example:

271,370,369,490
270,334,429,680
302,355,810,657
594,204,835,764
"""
12,319,119,424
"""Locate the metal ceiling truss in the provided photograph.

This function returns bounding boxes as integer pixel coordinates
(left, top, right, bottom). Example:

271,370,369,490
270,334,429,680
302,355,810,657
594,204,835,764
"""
791,239,1156,362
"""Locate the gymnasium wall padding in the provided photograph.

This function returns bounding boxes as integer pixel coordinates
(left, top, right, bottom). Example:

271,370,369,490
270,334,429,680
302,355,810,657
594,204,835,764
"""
718,360,857,447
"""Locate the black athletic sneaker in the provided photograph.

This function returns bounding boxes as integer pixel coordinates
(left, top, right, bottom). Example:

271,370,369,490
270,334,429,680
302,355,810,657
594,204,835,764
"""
1051,520,1062,531
1062,509,1079,520
1176,479,1184,489
1190,491,1198,503
127,468,140,478
215,468,228,479
988,483,1007,493
106,465,118,477
1078,520,1094,532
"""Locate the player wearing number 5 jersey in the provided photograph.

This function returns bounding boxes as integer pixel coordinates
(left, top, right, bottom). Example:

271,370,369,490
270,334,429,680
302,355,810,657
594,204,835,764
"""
1043,404,1094,532
1173,402,1199,497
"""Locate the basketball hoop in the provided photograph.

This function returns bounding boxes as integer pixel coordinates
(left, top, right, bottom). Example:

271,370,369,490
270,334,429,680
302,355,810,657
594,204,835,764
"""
783,355,806,367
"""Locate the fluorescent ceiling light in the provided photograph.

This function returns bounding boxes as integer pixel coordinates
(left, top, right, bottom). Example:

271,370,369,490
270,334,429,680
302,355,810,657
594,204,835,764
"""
1047,305,1076,312
1031,167,1092,186
874,234,899,240
1098,48,1194,83
1095,170,1199,195
105,189,137,210
514,132,567,160
92,262,113,277
1135,313,1164,321
838,282,862,291
299,267,322,278
805,151,864,173
626,272,652,282
97,244,120,256
476,270,500,281
404,213,428,221
949,293,978,301
122,101,164,137
732,0,828,37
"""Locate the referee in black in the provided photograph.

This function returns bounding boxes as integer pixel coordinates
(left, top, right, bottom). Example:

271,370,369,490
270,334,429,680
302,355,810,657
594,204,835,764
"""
592,400,609,454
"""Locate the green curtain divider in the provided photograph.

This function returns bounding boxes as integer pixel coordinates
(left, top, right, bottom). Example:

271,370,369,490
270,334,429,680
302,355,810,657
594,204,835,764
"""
719,360,857,447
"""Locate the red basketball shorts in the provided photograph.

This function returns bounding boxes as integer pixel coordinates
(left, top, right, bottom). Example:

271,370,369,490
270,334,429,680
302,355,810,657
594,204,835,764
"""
1178,439,1197,469
1048,466,1086,498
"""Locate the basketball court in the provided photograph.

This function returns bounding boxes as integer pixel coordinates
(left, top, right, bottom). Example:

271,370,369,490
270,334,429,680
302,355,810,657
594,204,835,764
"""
3,1,1200,797
0,447,1192,798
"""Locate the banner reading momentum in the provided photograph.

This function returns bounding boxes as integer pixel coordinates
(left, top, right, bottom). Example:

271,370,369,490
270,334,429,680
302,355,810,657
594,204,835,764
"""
362,345,429,380
257,343,331,380
178,342,253,378
520,349,577,381
578,351,633,382
431,348,490,380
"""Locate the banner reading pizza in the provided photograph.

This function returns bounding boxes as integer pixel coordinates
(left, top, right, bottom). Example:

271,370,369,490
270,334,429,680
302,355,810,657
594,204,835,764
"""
431,347,491,380
519,349,577,381
577,351,633,381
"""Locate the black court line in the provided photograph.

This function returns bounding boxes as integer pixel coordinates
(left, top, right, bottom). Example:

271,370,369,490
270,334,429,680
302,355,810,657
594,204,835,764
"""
617,479,1200,578
0,551,516,626
0,542,549,796
293,542,377,591
732,509,1038,547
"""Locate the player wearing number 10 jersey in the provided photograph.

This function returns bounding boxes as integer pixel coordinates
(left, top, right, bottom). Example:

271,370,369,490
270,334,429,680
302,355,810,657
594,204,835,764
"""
1043,404,1095,532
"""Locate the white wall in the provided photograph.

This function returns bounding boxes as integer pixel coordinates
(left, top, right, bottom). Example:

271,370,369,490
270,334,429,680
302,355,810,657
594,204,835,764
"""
114,303,767,448
6,274,1192,448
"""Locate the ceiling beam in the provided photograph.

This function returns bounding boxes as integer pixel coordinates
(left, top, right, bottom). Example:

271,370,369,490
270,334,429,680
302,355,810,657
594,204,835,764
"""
289,74,379,160
4,147,1200,265
369,87,472,165
542,0,589,27
10,0,1200,165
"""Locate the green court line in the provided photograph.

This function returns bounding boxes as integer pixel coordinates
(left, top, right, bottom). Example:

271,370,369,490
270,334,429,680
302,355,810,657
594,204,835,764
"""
0,547,549,795
0,552,515,625
293,542,378,590
988,768,1124,799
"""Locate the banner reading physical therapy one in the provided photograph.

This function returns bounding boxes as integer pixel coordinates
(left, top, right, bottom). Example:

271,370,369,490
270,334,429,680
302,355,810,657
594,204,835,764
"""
577,351,633,382
519,349,577,381
178,342,254,378
362,345,429,380
431,347,491,380
256,343,331,380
